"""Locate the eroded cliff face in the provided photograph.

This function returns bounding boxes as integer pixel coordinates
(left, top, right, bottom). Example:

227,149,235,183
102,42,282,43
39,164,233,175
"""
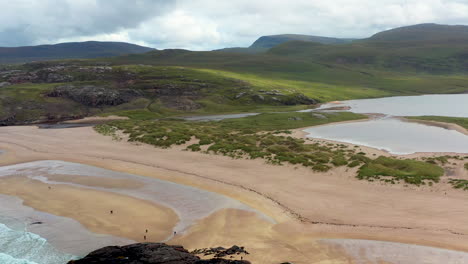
68,243,251,264
48,85,141,107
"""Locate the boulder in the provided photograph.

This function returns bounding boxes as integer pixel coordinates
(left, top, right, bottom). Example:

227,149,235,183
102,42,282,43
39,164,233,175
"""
46,73,73,83
0,82,11,88
48,85,140,107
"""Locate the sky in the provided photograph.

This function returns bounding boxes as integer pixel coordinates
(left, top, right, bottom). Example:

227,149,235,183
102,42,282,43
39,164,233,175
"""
2,0,468,50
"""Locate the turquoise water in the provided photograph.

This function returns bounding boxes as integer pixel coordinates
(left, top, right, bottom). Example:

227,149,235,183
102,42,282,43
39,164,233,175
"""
0,221,75,264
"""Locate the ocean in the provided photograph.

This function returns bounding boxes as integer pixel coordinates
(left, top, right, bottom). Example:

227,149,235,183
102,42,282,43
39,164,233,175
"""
0,221,75,264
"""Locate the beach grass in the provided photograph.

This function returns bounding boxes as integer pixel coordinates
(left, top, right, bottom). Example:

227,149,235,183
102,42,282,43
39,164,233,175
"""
95,112,366,172
449,179,468,191
357,156,444,185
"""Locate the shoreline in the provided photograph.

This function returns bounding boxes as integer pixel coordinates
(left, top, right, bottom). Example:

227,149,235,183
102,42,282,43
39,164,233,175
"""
294,115,468,156
401,117,468,136
0,125,467,263
0,193,134,257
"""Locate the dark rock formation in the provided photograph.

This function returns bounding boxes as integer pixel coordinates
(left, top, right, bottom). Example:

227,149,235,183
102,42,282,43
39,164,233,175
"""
191,246,249,258
68,243,251,264
48,85,140,107
0,115,16,126
246,92,317,106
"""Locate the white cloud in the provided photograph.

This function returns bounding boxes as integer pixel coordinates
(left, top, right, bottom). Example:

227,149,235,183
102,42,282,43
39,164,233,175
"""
0,0,174,46
2,0,468,50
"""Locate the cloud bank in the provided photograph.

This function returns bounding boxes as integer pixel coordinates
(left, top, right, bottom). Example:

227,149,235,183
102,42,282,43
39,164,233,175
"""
2,0,468,50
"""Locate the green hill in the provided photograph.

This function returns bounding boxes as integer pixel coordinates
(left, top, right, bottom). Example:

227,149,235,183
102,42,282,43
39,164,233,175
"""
0,41,154,64
366,23,468,43
267,24,468,73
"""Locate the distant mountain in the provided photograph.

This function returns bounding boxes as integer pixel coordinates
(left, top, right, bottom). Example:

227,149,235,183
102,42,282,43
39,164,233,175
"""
266,24,468,72
0,41,154,64
215,34,355,53
249,34,355,49
366,23,468,44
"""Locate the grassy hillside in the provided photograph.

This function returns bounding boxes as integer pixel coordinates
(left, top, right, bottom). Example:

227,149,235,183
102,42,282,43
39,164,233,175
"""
268,24,468,73
0,64,328,124
367,23,468,43
0,41,154,64
102,47,468,96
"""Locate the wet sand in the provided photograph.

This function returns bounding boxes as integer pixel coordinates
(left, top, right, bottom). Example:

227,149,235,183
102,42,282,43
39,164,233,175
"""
0,194,133,256
0,125,467,263
0,176,178,243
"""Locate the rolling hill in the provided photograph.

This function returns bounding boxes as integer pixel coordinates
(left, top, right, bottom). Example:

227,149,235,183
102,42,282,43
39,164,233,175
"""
0,41,154,64
267,23,468,72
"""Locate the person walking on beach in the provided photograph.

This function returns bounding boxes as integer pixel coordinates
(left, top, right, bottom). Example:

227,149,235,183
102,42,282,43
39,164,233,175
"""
110,210,113,214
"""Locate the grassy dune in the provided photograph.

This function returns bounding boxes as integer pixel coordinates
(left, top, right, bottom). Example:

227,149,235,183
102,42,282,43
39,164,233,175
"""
96,111,452,188
358,156,444,185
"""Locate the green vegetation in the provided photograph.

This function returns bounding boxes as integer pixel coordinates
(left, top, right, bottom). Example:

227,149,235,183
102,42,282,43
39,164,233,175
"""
406,116,468,130
216,112,365,131
95,112,366,172
0,82,88,122
449,179,468,191
103,50,468,97
95,111,451,190
465,163,468,170
357,156,444,185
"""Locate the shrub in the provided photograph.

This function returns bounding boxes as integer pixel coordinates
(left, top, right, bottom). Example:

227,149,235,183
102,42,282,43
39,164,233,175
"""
449,179,468,190
312,164,331,172
331,154,348,166
347,160,361,168
187,144,201,152
357,156,444,185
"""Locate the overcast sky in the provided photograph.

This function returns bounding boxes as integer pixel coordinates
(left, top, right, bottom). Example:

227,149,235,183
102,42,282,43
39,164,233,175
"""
2,0,468,50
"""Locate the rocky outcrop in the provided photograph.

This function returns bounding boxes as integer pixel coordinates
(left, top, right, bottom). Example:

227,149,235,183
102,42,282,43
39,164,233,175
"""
0,114,16,126
242,91,317,106
0,81,11,88
48,85,141,107
68,243,251,264
191,246,249,258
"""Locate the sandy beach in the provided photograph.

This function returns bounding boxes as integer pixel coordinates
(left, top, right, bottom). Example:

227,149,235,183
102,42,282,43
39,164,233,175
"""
0,124,467,263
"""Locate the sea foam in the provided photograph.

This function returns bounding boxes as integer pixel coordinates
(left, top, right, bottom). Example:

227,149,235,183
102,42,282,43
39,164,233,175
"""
0,223,75,264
